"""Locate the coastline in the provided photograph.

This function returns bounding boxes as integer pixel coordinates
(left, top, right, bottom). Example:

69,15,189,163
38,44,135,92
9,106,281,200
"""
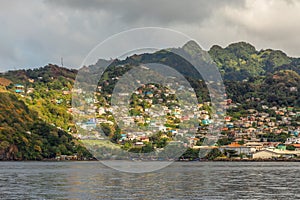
1,158,300,162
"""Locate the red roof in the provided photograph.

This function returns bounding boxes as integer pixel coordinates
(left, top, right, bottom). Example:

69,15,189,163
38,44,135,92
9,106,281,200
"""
227,142,241,147
292,144,300,148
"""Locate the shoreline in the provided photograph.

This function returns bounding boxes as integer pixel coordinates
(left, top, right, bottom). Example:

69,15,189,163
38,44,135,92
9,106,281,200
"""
1,158,300,162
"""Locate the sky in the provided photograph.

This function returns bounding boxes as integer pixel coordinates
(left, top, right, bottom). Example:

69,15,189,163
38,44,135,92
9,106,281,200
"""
1,0,300,72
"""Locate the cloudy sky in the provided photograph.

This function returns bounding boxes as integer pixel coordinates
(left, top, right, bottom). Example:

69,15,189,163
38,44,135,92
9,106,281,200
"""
1,0,300,71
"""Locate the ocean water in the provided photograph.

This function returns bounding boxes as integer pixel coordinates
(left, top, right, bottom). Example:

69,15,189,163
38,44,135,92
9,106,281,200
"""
0,161,299,199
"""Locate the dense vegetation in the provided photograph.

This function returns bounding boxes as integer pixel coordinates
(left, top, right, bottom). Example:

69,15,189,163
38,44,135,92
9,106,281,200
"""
209,42,292,80
209,42,300,107
0,66,92,160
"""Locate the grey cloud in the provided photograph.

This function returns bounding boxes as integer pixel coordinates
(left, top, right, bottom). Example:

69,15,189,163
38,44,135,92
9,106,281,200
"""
1,0,300,71
45,0,246,25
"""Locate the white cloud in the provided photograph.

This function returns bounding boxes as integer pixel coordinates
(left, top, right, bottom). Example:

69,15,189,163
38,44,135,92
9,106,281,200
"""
217,0,300,55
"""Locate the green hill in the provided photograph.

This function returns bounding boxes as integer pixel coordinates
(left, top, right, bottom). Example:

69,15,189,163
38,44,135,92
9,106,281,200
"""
209,41,293,80
0,92,92,160
91,41,299,107
0,41,299,160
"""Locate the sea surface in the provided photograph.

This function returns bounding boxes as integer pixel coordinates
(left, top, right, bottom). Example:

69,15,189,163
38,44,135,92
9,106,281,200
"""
0,161,299,199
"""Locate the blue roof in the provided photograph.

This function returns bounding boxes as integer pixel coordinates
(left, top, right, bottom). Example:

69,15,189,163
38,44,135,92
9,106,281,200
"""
15,89,24,93
202,119,211,124
293,131,299,136
86,121,96,125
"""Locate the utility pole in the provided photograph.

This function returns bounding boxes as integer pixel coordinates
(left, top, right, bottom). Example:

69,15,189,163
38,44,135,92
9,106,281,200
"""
61,57,64,67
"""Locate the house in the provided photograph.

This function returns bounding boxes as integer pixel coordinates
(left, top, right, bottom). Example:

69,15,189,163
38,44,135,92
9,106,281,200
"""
26,88,34,94
159,126,167,132
81,118,96,130
119,134,127,141
227,99,232,105
292,144,300,150
285,137,300,144
62,90,71,95
290,87,297,92
252,149,280,159
98,107,105,115
291,130,299,137
118,93,129,96
85,97,93,104
135,142,144,146
140,136,149,143
252,148,300,159
219,142,253,156
144,91,153,97
56,99,63,104
56,154,78,161
226,123,234,129
225,116,232,122
202,119,211,125
14,84,24,93
245,142,264,151
276,144,286,151
169,129,178,135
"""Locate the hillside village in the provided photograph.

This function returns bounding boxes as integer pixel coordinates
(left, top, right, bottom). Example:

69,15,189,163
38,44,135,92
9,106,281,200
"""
0,40,299,161
71,73,300,160
1,65,299,161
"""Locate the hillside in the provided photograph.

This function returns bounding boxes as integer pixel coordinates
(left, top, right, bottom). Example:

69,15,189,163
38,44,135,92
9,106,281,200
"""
76,41,299,156
0,41,299,160
91,41,299,108
0,65,93,160
209,42,293,80
0,92,91,160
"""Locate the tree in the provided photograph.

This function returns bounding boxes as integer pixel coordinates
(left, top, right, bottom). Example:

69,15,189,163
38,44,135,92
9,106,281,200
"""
217,137,233,146
111,132,122,143
141,143,154,153
286,145,296,151
205,148,223,160
238,139,245,145
181,148,200,160
156,138,168,148
100,123,111,136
